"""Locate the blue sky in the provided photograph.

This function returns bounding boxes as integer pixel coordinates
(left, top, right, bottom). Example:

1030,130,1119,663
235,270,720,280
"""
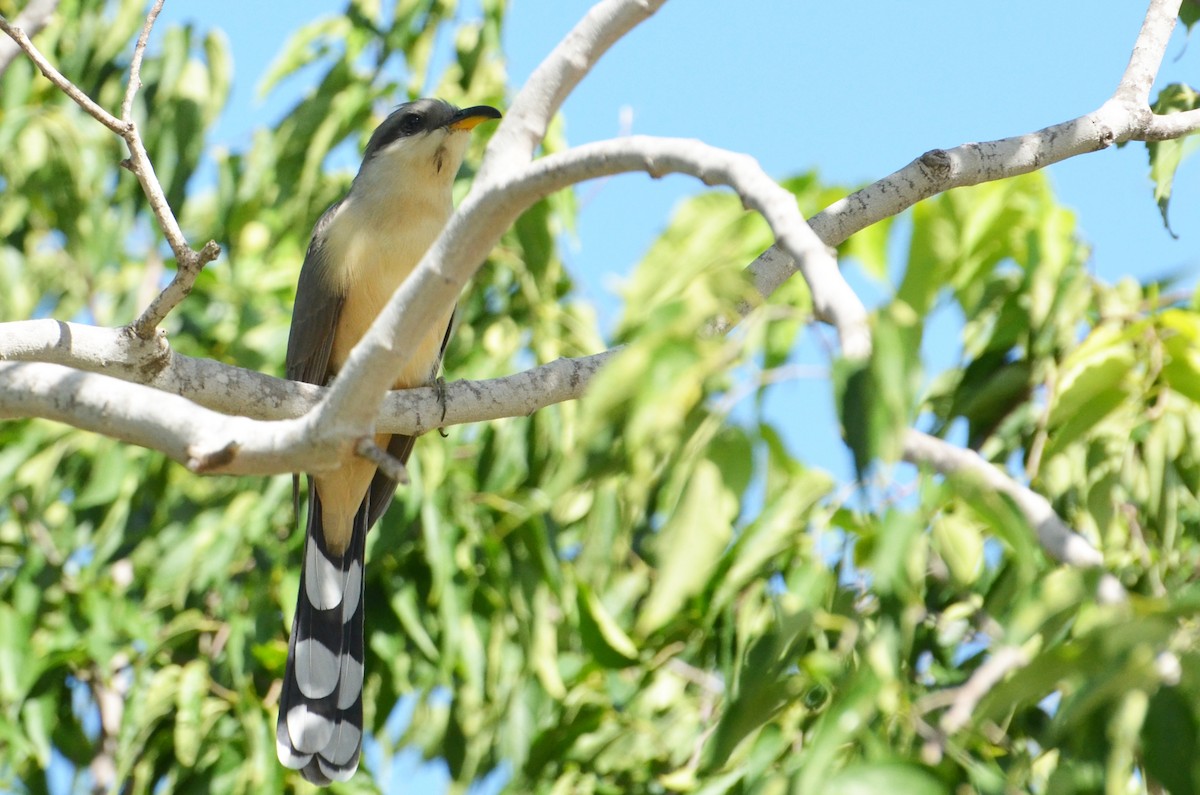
111,1,1200,792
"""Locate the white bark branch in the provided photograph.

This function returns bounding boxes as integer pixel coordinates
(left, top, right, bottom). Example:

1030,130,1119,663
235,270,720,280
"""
477,0,666,183
939,646,1029,735
314,135,869,457
748,0,1186,295
1139,107,1200,140
902,430,1103,568
1113,0,1179,105
0,319,613,445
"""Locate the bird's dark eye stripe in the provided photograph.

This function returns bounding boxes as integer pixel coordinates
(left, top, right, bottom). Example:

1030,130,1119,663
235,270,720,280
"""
400,113,424,133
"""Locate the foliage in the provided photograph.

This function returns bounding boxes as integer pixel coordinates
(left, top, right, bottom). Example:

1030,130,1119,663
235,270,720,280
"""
3,2,1200,795
1147,82,1200,236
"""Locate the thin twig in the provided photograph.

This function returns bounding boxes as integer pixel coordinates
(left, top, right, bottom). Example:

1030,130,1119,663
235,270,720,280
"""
0,14,125,133
354,437,409,484
0,6,220,338
0,0,57,76
128,240,221,339
940,646,1029,734
120,0,164,122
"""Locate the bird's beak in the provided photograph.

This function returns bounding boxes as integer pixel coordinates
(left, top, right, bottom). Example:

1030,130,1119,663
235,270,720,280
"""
448,105,503,131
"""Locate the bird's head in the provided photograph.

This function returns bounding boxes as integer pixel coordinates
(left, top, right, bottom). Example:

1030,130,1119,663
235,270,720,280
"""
355,98,501,192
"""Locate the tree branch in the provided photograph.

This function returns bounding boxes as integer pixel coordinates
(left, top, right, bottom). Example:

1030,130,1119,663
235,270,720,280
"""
313,135,869,460
747,0,1185,296
0,5,221,340
938,646,1029,735
0,0,57,76
901,430,1103,568
0,322,614,453
0,12,125,133
478,0,666,183
1139,106,1200,140
119,0,162,122
1113,0,1180,105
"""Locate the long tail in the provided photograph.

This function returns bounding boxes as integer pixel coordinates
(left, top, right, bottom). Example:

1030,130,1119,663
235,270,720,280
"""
276,482,367,785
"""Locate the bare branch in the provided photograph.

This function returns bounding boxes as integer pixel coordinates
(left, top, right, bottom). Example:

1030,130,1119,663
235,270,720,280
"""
939,646,1029,735
902,430,1103,568
0,13,126,133
1113,0,1180,105
0,352,624,475
749,0,1187,298
118,2,221,337
1,5,220,339
0,0,57,76
0,317,615,438
479,0,666,182
1138,107,1200,140
128,240,221,338
0,361,341,476
120,0,164,122
805,108,1125,252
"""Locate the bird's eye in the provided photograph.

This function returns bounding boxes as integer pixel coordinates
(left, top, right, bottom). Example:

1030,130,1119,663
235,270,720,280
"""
400,113,424,135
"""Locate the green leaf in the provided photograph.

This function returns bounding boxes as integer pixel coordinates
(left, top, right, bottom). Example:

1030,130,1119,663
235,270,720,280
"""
0,604,30,703
1161,308,1200,404
703,612,814,771
932,512,984,586
1043,322,1136,456
835,356,874,478
202,29,234,124
823,763,945,795
834,303,922,477
636,459,737,636
577,584,638,668
710,467,832,614
1182,0,1200,33
21,692,55,767
1147,83,1200,236
257,16,352,98
1142,686,1199,795
865,510,924,598
174,660,209,767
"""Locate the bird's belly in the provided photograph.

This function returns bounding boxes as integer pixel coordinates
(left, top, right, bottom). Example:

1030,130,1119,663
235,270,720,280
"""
327,214,454,388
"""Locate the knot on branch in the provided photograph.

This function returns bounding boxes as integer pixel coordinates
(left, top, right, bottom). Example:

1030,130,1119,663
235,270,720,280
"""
917,148,952,180
187,439,241,473
198,240,222,264
118,324,172,377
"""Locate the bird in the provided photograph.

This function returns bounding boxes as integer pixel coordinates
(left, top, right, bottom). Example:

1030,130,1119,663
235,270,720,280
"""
274,98,501,785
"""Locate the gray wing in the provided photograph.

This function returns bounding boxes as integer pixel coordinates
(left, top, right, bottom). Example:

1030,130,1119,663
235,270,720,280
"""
286,201,345,387
364,309,456,528
287,202,345,515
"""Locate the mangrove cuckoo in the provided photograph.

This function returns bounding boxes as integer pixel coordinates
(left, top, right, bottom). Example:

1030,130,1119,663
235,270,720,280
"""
275,98,501,785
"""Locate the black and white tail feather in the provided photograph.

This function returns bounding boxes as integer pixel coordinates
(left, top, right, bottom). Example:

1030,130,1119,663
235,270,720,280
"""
276,484,368,785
